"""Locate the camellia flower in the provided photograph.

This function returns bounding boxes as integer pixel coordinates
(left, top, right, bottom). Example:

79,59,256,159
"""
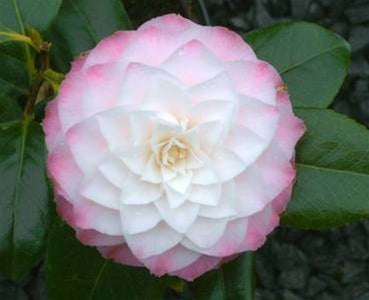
43,14,305,280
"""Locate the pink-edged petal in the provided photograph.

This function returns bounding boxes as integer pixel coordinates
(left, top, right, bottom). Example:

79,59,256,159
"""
155,198,199,233
76,229,124,246
142,245,200,276
187,25,257,62
120,203,161,235
275,91,306,159
58,62,125,132
66,117,109,174
79,172,120,209
225,60,280,105
188,183,221,206
43,99,62,151
138,13,196,32
47,144,82,199
125,222,182,259
73,198,123,236
98,243,144,267
170,255,221,281
161,39,223,86
184,217,228,249
82,31,131,69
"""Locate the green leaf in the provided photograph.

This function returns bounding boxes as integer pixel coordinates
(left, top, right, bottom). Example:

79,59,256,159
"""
0,0,62,80
46,0,132,73
0,119,53,280
0,50,29,98
245,22,350,108
0,0,62,33
46,220,169,300
189,253,254,300
0,95,22,123
283,108,369,229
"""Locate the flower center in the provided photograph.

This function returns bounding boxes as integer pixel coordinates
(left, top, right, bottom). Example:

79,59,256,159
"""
160,138,188,168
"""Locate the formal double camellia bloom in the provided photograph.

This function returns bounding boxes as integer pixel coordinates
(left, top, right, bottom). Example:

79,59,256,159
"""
43,14,305,280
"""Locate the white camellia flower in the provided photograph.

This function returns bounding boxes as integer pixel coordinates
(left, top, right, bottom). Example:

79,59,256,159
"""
43,14,305,280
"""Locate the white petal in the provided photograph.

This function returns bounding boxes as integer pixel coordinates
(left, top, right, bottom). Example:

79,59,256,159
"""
96,107,131,152
80,173,120,210
211,148,246,181
120,173,163,205
188,100,234,125
66,118,108,175
125,222,182,259
98,158,129,188
198,181,238,218
155,198,199,233
160,39,223,85
188,183,221,206
192,121,226,154
120,203,161,234
225,124,267,167
128,111,156,145
120,145,150,176
238,95,279,141
164,185,189,208
192,164,219,185
188,72,237,103
184,217,228,249
141,155,162,184
166,173,192,194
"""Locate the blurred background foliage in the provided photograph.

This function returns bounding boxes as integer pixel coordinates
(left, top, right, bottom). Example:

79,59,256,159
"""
1,0,368,299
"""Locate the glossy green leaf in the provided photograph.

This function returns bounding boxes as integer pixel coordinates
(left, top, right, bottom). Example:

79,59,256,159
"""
0,119,53,280
0,0,62,32
245,22,350,108
283,108,369,229
46,0,132,73
189,253,254,300
0,49,29,98
0,95,22,123
46,220,169,300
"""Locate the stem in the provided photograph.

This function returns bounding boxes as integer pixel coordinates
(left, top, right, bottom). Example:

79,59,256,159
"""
23,42,50,118
197,0,211,25
244,252,255,300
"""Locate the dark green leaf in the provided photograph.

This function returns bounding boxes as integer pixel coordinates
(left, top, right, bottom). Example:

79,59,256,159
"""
283,108,369,229
189,253,254,300
245,22,350,108
46,220,169,300
0,281,28,300
0,0,62,32
0,95,22,123
46,0,132,73
0,49,29,98
0,119,53,280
